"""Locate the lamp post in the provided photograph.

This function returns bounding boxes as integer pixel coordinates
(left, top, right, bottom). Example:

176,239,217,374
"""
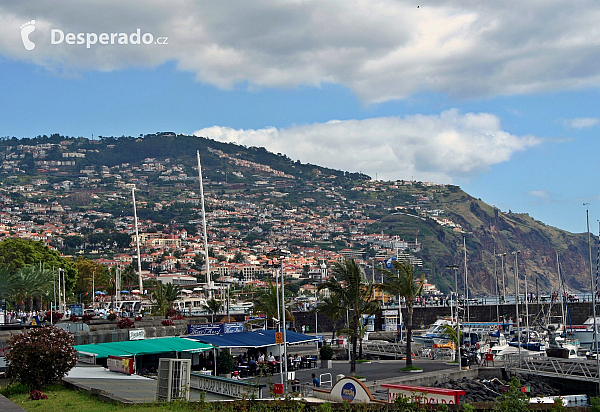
280,257,295,393
512,251,521,360
314,283,319,336
446,265,460,367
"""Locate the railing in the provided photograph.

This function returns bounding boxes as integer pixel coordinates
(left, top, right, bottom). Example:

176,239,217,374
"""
320,373,332,388
504,353,600,382
362,341,406,358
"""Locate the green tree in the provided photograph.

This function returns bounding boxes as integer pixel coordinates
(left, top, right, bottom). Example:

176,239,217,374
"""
73,257,109,305
120,264,138,290
317,259,379,376
204,297,222,322
253,280,294,329
376,260,425,368
231,251,245,263
0,238,76,291
151,281,180,316
12,265,53,311
441,324,461,360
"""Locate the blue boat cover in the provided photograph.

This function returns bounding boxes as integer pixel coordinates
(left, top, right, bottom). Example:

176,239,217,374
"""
186,329,318,348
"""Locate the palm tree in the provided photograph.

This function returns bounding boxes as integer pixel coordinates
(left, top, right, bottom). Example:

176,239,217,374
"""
318,259,379,376
204,297,222,322
10,265,53,312
313,294,344,340
151,281,180,316
252,280,294,329
120,264,137,291
441,324,461,360
376,259,425,368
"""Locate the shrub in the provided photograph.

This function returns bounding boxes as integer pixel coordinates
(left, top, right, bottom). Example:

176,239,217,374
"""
172,313,185,320
69,314,79,322
161,319,174,326
6,326,77,391
43,311,63,322
82,314,94,323
494,376,530,412
116,318,135,329
320,345,334,360
135,316,142,321
165,308,177,318
217,348,234,375
107,313,117,321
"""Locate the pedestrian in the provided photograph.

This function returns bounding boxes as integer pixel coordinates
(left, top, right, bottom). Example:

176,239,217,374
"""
312,373,320,387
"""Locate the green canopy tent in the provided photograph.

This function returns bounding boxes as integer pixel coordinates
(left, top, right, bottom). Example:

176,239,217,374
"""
75,337,215,371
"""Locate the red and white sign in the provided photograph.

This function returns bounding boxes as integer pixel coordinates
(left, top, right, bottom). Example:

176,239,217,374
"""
107,355,134,374
382,384,465,405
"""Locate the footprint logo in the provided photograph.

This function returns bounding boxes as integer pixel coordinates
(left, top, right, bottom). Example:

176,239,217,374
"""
20,20,36,51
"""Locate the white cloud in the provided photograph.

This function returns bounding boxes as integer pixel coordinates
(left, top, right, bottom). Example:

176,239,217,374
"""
194,110,541,182
3,1,600,102
529,190,550,200
567,117,599,129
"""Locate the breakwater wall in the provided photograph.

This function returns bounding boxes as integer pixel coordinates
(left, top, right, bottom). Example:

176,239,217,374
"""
292,302,594,335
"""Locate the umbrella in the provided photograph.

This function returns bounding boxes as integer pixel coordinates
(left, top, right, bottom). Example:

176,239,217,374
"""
94,291,107,295
120,290,130,294
131,289,140,294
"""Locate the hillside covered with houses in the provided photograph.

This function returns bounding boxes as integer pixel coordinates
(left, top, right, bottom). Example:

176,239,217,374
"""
0,133,591,297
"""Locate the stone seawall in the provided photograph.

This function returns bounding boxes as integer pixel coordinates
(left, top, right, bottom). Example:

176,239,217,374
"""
0,316,209,349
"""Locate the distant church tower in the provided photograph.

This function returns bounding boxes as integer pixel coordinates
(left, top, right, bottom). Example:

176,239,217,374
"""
319,261,328,281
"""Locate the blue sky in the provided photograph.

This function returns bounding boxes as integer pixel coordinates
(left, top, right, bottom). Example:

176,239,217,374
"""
1,1,600,233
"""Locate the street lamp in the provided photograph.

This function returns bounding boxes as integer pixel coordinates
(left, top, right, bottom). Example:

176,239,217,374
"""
446,265,460,368
280,257,295,394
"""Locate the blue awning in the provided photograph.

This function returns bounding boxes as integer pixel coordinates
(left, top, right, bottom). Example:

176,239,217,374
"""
186,330,317,349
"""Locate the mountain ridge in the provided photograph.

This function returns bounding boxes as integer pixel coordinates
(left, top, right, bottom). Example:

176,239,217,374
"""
0,132,592,296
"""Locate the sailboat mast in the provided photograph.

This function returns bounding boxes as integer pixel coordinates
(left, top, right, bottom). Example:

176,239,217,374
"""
197,150,212,296
557,251,565,327
463,237,470,326
132,187,143,293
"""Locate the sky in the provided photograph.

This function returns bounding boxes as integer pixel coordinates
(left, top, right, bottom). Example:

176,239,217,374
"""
0,1,599,233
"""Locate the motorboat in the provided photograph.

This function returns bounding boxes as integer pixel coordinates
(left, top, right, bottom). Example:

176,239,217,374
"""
412,318,455,347
562,316,600,349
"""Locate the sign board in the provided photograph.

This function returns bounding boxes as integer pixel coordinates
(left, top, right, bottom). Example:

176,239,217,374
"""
275,331,283,344
224,322,245,334
129,328,145,341
107,355,134,374
70,304,83,316
30,316,40,326
314,377,377,403
382,384,465,405
383,310,398,332
187,323,223,335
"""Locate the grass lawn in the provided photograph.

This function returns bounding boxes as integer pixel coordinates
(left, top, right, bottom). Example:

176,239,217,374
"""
399,365,423,372
2,383,200,412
